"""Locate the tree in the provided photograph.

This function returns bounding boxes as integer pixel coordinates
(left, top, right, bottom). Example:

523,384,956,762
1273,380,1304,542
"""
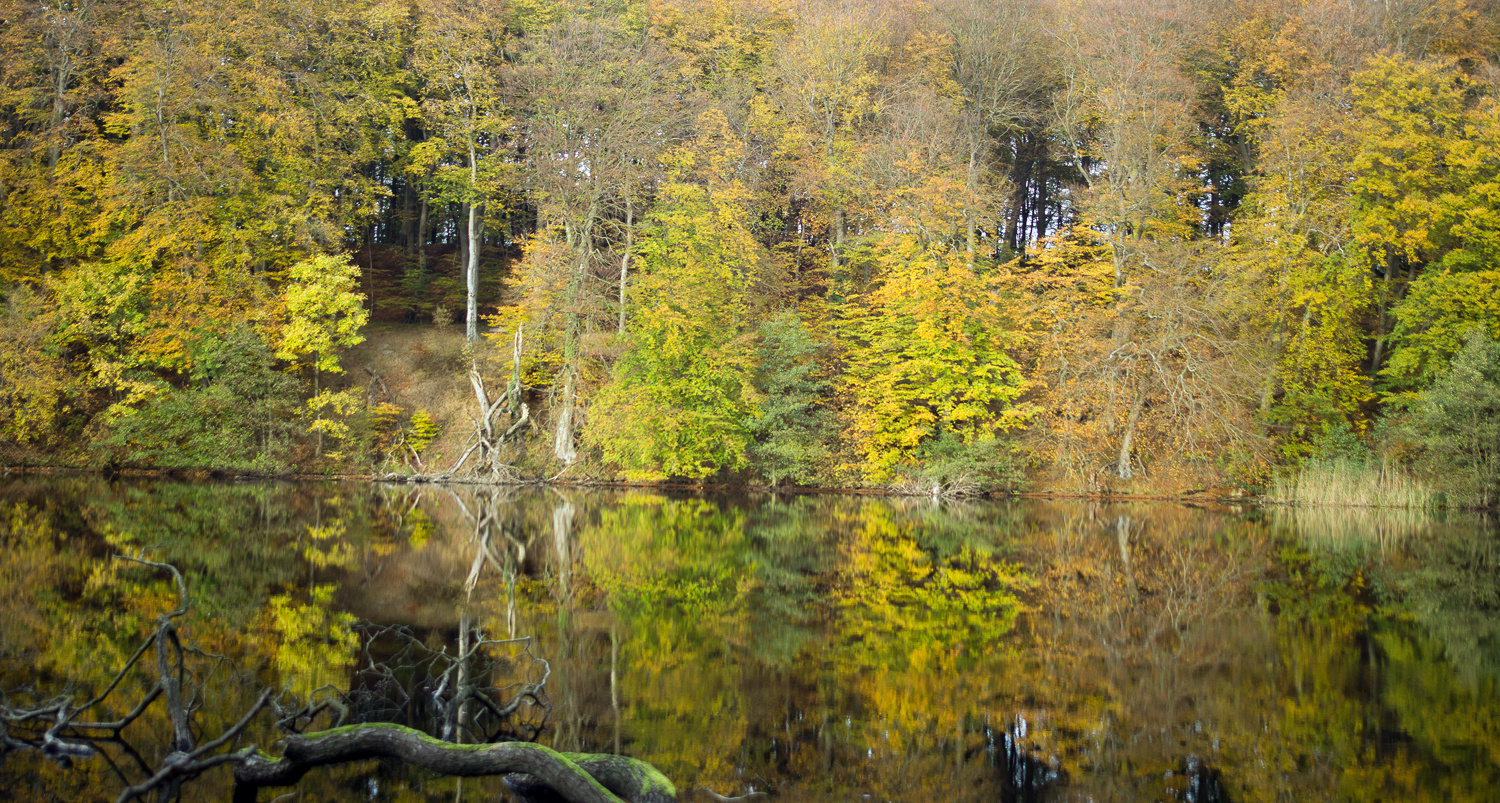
937,0,1062,254
276,254,368,381
1051,0,1200,288
1038,0,1252,486
1023,224,1263,489
766,0,890,276
1349,55,1464,370
1386,268,1500,388
837,216,1032,482
0,0,124,281
647,0,794,96
746,310,834,487
0,286,71,447
508,13,684,465
276,254,369,456
1411,329,1500,507
411,0,513,343
584,124,765,481
1226,84,1371,456
98,326,300,472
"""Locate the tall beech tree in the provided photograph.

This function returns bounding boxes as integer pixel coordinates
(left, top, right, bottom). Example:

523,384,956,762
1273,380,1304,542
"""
1350,55,1500,386
1227,84,1371,455
584,112,765,481
509,13,683,465
412,0,511,342
836,162,1032,481
1040,0,1223,482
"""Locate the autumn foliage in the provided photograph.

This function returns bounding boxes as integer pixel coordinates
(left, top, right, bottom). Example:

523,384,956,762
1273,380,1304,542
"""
1,0,1499,497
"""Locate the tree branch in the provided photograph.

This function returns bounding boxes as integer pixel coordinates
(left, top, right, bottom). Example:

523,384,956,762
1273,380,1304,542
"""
233,724,676,803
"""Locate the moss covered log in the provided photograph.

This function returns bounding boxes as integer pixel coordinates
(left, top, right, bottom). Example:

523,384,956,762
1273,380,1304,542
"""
232,723,675,803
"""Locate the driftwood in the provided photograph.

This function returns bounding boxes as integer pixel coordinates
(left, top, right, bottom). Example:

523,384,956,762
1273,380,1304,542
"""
233,723,676,803
454,324,529,480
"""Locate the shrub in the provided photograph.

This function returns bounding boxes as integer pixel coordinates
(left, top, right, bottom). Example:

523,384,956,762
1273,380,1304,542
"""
99,327,300,472
1411,329,1500,508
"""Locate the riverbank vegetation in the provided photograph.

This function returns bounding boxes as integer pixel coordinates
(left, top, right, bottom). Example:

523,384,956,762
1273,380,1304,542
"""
1,0,1499,503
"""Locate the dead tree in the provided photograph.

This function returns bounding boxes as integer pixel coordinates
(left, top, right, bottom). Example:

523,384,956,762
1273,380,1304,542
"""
0,556,679,803
447,324,530,481
0,555,270,803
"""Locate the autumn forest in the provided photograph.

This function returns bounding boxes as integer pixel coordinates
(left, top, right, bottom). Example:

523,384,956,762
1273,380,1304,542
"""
2,0,1500,501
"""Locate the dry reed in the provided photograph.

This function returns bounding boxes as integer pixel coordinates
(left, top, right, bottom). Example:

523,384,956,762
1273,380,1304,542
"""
1267,457,1435,509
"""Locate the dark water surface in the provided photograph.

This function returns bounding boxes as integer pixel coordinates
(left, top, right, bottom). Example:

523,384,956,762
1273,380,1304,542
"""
1,477,1496,801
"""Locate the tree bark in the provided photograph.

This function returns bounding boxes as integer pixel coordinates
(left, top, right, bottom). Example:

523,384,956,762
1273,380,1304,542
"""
619,195,633,335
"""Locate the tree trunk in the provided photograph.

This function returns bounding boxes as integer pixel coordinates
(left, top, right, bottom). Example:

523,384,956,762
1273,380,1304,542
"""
1116,394,1143,480
467,201,483,342
554,368,578,465
554,212,594,466
619,195,633,335
466,134,484,342
417,196,429,295
830,207,845,271
232,724,677,803
966,149,978,272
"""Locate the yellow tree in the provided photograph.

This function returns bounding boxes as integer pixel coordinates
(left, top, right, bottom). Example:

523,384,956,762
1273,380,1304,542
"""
1354,55,1500,388
0,0,126,281
276,254,369,456
1348,54,1474,374
836,160,1032,482
1227,85,1372,456
647,0,794,94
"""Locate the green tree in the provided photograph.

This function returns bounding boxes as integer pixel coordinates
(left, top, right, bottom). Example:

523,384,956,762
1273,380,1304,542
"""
585,174,762,481
1386,268,1500,387
747,310,833,487
1411,329,1500,507
509,13,684,465
99,327,300,471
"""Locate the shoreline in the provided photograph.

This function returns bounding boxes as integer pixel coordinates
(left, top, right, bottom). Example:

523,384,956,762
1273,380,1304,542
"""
0,462,1256,507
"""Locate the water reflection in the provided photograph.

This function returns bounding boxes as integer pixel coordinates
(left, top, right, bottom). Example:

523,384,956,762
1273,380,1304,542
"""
1271,504,1435,553
0,479,1497,801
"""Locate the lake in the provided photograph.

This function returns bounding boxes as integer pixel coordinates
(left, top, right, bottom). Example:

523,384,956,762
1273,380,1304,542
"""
1,477,1496,801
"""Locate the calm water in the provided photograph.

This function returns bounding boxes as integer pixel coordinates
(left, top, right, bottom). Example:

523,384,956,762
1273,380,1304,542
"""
1,477,1496,802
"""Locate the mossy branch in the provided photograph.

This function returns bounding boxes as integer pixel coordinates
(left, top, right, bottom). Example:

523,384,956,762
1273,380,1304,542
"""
232,723,676,803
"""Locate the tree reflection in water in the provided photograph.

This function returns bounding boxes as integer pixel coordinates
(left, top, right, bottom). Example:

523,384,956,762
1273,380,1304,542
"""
1,478,1497,801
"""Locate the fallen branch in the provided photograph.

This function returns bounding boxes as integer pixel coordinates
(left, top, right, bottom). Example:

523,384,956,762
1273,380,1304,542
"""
233,723,676,803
